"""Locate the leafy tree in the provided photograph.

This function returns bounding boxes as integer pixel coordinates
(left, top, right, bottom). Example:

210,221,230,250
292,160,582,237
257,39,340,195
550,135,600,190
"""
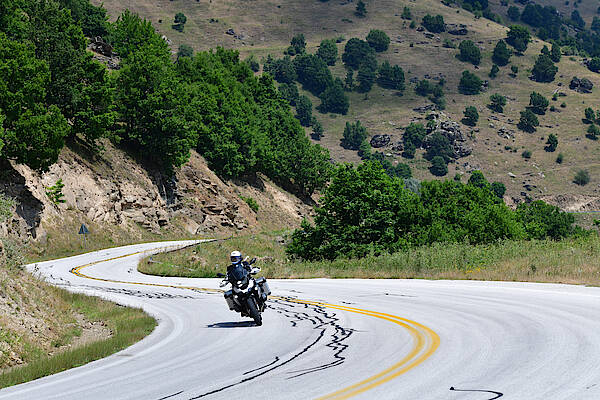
342,38,375,69
279,83,299,106
366,29,390,52
355,0,367,17
401,6,412,20
356,54,377,92
545,133,558,152
429,156,448,176
377,61,405,91
422,14,445,33
245,54,260,72
344,69,354,91
0,33,69,170
458,40,481,65
58,0,109,36
265,55,297,83
286,33,306,55
489,93,507,113
463,0,488,9
296,95,313,126
588,57,600,72
571,10,585,28
510,65,518,76
550,42,561,63
174,12,187,25
424,132,453,163
341,121,367,150
489,64,499,78
492,40,511,66
316,39,337,65
532,53,557,82
458,70,482,95
415,79,434,96
311,117,324,140
319,78,349,114
592,16,600,33
403,123,426,151
294,53,333,95
491,181,506,199
462,106,479,126
518,109,539,132
586,124,599,140
110,10,169,59
177,44,193,60
468,170,487,188
574,169,590,185
516,201,575,240
584,107,596,123
529,92,549,114
506,25,530,53
507,6,520,20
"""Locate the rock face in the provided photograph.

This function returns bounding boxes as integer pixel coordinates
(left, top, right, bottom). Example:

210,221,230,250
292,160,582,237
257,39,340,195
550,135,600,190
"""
370,134,391,148
1,144,313,240
570,76,593,93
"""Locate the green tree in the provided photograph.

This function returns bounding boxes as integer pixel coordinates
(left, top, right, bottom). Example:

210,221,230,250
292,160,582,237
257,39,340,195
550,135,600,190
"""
458,70,482,95
58,0,109,37
316,39,338,65
532,53,557,82
492,40,511,66
489,93,507,113
319,78,349,114
0,33,69,170
491,181,506,199
356,55,377,92
355,0,367,17
468,170,488,189
458,40,481,65
287,33,306,55
177,44,193,60
506,25,530,53
403,123,426,150
518,109,539,132
516,201,575,239
265,56,297,84
311,117,324,140
45,178,66,204
529,92,549,114
574,169,590,185
366,29,390,52
510,65,519,76
341,121,368,150
245,54,260,72
377,61,405,91
172,12,186,31
110,10,169,60
424,132,453,163
342,38,375,69
279,82,299,106
344,69,354,91
489,64,499,78
296,95,313,126
462,106,479,126
429,156,448,176
584,107,596,123
294,53,333,95
401,6,412,20
545,133,558,152
507,6,520,20
588,57,600,73
586,124,599,140
422,14,445,33
550,42,561,63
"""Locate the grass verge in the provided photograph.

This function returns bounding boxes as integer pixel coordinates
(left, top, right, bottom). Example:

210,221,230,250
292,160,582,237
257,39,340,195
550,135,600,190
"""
140,232,600,285
0,287,156,388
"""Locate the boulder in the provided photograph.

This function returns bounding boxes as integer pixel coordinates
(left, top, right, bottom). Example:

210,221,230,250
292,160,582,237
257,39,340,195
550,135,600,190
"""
570,76,593,93
370,134,391,148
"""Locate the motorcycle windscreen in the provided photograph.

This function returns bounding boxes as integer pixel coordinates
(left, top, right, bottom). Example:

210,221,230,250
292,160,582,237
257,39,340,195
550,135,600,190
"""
229,264,249,281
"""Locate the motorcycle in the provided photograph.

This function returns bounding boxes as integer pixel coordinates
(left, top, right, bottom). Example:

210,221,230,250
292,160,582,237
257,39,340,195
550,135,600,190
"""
217,258,271,326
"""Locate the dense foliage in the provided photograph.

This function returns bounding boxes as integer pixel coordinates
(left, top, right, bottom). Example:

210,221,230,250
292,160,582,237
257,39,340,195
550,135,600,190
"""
422,14,445,33
458,40,481,65
492,40,511,66
458,70,482,95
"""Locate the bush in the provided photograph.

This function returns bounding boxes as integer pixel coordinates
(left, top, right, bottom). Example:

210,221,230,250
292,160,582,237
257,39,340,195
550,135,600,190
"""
584,107,596,123
294,54,333,95
508,6,520,20
518,109,539,132
402,6,412,20
489,93,507,113
491,181,506,199
316,39,338,66
532,53,557,82
240,196,259,212
319,79,349,114
516,201,575,240
574,169,590,185
245,54,260,72
356,55,377,92
489,64,499,78
366,30,390,52
587,124,600,140
279,83,299,106
588,57,600,73
341,121,368,150
529,92,549,114
422,14,445,33
377,61,405,91
296,95,313,126
443,38,456,48
424,132,454,162
462,106,479,126
458,70,482,95
545,134,558,152
311,117,324,140
287,34,306,55
342,38,375,69
429,156,448,176
355,0,367,17
458,40,481,65
556,153,564,163
177,44,193,60
506,25,530,53
522,150,532,159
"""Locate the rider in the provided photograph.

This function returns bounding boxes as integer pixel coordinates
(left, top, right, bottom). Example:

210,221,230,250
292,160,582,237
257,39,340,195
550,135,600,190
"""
228,250,251,273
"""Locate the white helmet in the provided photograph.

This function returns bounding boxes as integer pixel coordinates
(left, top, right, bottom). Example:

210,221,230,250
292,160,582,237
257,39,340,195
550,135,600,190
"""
230,250,242,264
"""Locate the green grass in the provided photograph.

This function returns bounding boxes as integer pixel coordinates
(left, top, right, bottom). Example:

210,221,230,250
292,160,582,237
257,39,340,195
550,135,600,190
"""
0,287,156,388
140,231,600,285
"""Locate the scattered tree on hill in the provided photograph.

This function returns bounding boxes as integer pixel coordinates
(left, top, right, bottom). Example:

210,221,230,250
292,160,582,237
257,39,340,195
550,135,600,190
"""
571,10,585,29
516,201,576,240
355,0,367,17
425,132,454,163
296,95,312,126
366,29,390,52
529,92,549,114
462,106,479,126
287,34,306,55
265,56,297,83
279,83,299,106
556,153,564,163
545,133,558,152
532,53,557,82
401,6,412,20
245,55,260,72
377,61,405,91
458,70,482,95
344,69,354,91
429,156,448,176
588,57,600,73
506,25,530,53
172,12,186,31
458,40,481,65
510,65,519,76
311,117,324,140
587,124,599,140
422,14,445,33
584,107,597,123
592,16,600,33
356,55,377,92
294,53,333,95
316,39,338,66
402,123,426,159
489,93,507,113
550,42,561,63
491,182,506,199
342,38,375,69
573,169,590,186
492,40,511,66
518,109,539,132
489,64,499,78
341,121,367,150
319,78,349,114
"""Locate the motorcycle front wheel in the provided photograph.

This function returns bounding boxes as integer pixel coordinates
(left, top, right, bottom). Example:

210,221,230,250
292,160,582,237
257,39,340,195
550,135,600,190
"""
246,297,262,326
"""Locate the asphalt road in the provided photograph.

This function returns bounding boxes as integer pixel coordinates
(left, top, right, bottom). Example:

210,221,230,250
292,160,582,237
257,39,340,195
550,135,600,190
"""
1,240,600,399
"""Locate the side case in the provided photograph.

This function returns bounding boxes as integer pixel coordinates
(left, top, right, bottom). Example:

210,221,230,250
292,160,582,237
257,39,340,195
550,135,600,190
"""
223,289,236,310
255,277,271,299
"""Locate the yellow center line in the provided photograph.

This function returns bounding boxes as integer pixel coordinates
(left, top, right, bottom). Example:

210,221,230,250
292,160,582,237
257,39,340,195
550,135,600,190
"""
68,245,440,399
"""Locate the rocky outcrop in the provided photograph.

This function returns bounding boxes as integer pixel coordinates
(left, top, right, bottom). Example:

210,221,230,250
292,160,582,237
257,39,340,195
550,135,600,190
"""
569,76,593,93
370,134,391,148
423,119,472,159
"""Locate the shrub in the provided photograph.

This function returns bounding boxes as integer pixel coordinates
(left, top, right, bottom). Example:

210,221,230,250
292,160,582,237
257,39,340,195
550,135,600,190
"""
443,38,456,49
507,6,520,20
532,53,557,82
377,61,405,91
177,44,193,60
586,124,599,140
279,83,299,106
319,79,349,114
458,40,481,65
311,117,324,140
366,30,390,52
355,0,367,17
489,93,507,113
341,121,367,150
401,6,412,20
573,169,590,185
518,109,539,132
545,133,558,152
506,25,530,53
240,196,259,212
287,34,306,55
45,179,66,204
516,201,575,240
245,54,260,72
491,181,506,199
424,132,454,163
556,153,564,163
529,92,549,115
588,57,600,73
429,156,448,176
462,106,479,126
342,38,375,69
458,70,482,95
296,95,313,126
489,64,499,78
422,14,445,33
316,39,338,66
522,150,532,159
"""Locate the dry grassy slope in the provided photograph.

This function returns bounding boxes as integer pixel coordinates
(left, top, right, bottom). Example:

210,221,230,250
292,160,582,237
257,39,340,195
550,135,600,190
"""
93,0,600,204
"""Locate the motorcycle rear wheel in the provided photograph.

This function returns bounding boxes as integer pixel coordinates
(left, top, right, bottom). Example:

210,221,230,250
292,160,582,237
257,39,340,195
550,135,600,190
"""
247,297,262,326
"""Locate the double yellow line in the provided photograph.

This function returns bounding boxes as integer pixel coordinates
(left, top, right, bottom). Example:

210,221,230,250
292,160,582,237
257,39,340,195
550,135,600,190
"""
69,245,440,399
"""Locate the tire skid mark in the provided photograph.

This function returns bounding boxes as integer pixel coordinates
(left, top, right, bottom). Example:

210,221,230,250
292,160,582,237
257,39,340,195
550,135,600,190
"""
449,386,503,399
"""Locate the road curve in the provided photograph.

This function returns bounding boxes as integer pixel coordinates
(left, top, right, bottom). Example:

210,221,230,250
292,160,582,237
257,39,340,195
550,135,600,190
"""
1,240,600,399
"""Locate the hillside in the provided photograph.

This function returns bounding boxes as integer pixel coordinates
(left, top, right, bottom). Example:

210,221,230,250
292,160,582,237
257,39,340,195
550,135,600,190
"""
93,0,600,206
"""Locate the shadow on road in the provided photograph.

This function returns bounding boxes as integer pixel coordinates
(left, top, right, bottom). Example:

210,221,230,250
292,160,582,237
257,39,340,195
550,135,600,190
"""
207,321,256,328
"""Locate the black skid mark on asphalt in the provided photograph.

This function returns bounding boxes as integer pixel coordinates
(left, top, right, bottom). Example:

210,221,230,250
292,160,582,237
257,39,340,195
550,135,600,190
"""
449,387,503,399
188,298,355,399
52,283,195,299
156,390,184,400
242,357,280,375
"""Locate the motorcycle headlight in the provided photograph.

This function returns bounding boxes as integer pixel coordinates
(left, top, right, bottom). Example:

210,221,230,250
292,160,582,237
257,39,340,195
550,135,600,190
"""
237,280,244,287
